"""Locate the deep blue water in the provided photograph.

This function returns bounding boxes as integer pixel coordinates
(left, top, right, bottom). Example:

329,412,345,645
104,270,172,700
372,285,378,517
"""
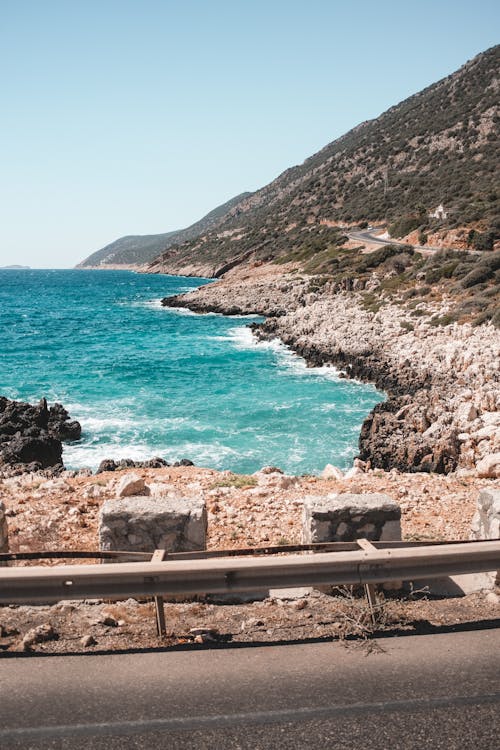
0,269,383,474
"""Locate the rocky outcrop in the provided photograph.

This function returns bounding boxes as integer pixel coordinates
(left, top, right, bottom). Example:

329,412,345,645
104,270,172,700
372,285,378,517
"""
46,403,82,442
96,457,193,473
0,397,81,472
358,397,460,474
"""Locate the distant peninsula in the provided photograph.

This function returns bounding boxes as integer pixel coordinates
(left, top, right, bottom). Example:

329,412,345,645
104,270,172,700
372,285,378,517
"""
0,265,31,270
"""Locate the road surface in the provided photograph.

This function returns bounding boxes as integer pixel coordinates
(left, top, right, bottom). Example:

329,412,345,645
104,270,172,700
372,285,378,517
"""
347,226,478,256
347,226,439,254
1,628,499,749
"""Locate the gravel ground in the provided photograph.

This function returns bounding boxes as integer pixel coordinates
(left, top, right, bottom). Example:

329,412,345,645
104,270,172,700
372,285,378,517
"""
1,587,499,656
2,465,498,556
1,465,499,655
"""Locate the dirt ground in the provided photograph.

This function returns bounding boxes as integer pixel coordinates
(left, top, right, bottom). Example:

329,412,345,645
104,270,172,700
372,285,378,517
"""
1,465,499,655
1,586,499,656
2,465,498,556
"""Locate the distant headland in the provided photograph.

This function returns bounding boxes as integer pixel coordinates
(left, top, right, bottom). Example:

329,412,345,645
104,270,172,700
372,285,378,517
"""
0,265,31,270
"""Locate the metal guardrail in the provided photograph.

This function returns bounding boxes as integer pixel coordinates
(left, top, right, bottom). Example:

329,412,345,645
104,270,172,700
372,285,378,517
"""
0,538,487,564
0,539,499,605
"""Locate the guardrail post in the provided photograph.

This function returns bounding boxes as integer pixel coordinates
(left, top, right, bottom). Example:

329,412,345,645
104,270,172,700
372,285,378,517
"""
151,549,167,637
0,501,9,565
357,538,378,625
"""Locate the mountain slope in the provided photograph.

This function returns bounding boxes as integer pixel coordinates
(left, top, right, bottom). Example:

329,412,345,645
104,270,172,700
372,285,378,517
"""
147,45,499,276
77,192,252,267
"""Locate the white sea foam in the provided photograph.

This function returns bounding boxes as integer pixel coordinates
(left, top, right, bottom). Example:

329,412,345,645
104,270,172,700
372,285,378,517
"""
223,326,344,382
139,299,164,309
224,326,282,351
63,442,158,471
65,440,254,473
119,299,163,310
166,306,218,317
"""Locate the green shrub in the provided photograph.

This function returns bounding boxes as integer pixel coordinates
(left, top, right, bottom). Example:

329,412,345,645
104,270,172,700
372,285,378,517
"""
210,474,258,489
425,261,459,284
356,245,407,272
468,229,495,251
388,216,421,238
462,267,492,287
400,320,415,331
429,313,458,326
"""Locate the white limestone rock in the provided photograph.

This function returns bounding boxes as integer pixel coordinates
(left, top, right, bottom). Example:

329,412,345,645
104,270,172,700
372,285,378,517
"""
476,453,500,479
115,473,150,498
321,464,344,480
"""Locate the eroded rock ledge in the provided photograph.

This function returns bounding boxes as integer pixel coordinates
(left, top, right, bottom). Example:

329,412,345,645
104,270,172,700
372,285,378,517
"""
161,264,500,475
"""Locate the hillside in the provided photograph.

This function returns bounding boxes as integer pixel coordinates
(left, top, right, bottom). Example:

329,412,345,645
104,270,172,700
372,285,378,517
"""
77,192,252,267
147,45,499,276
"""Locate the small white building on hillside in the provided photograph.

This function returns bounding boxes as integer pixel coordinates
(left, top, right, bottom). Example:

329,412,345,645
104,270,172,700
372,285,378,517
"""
429,203,447,220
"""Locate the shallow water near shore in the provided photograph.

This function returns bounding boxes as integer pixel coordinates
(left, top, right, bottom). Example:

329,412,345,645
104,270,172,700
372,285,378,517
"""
0,269,383,474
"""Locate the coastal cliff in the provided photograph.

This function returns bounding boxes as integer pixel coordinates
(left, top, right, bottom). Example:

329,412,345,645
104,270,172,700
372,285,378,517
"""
163,262,500,476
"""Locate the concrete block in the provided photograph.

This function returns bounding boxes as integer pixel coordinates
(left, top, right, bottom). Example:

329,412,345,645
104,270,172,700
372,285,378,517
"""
419,488,500,596
302,492,401,543
471,488,500,541
99,494,207,554
469,487,500,589
413,572,496,598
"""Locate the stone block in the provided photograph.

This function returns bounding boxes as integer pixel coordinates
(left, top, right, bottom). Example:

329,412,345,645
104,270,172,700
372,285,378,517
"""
417,488,500,596
470,488,500,588
302,493,401,543
471,488,500,541
99,495,207,554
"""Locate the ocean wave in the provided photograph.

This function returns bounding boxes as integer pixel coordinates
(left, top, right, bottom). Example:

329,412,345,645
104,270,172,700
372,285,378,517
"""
224,326,343,381
64,439,259,472
63,441,159,470
165,306,219,317
224,327,283,351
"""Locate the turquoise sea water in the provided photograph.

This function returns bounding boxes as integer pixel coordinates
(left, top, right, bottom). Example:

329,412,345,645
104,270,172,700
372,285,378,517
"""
0,269,383,474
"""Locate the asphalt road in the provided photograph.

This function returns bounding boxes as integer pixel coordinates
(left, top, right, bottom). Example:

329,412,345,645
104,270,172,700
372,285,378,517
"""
1,629,499,749
346,227,480,256
347,227,435,253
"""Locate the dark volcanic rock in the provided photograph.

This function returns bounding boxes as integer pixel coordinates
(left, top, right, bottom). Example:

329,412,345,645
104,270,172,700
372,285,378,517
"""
174,458,195,467
96,457,171,473
2,434,62,469
48,403,82,441
0,397,82,471
358,399,459,474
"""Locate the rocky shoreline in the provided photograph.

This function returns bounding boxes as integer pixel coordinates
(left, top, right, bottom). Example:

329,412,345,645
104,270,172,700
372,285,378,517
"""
162,263,500,477
0,397,81,474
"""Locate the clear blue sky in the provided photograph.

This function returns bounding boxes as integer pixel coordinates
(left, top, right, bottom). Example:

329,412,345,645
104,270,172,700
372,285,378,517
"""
1,0,498,268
